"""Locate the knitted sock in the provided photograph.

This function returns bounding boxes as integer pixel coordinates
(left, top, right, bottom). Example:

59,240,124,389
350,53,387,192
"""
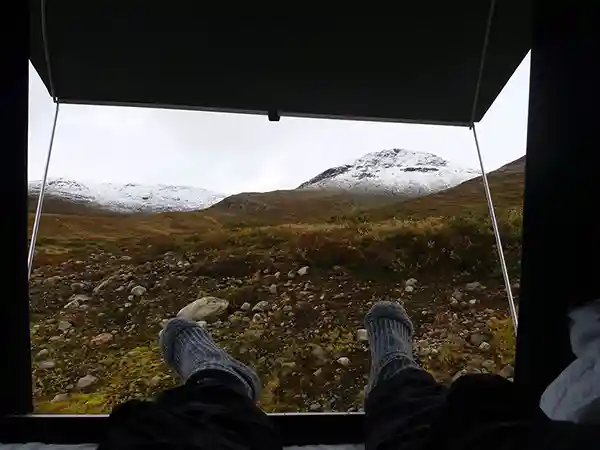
364,301,417,395
160,318,261,401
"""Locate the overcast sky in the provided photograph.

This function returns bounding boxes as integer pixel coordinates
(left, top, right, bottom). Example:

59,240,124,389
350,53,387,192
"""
28,53,530,196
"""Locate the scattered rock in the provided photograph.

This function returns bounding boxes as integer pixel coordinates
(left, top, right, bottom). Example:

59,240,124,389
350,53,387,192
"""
71,282,85,293
252,313,264,323
419,347,432,357
35,349,49,359
58,320,72,331
269,284,278,295
313,368,323,377
44,275,64,285
94,275,117,294
177,297,229,321
469,334,486,346
357,329,368,342
479,342,492,351
337,357,351,366
124,302,132,308
252,301,269,312
91,333,114,346
130,285,147,296
499,364,515,379
404,285,414,293
51,394,69,403
452,369,468,382
241,302,251,311
405,278,418,287
310,403,321,412
297,266,309,276
68,294,91,306
282,305,293,312
149,375,162,387
311,345,327,365
468,299,478,305
38,360,56,369
481,359,496,371
287,270,296,279
120,255,132,261
77,374,98,390
465,281,484,291
64,299,80,309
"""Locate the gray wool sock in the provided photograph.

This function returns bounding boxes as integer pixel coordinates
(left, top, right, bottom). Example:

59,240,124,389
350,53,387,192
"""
364,301,417,395
160,318,261,401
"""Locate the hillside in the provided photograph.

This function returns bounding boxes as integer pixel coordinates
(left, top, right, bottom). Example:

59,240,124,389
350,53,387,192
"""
494,156,525,174
208,155,525,225
364,156,525,221
207,189,400,225
28,156,524,415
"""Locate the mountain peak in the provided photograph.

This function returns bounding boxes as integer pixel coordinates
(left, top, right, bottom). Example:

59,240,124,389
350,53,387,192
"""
28,177,226,213
358,148,449,167
298,148,478,196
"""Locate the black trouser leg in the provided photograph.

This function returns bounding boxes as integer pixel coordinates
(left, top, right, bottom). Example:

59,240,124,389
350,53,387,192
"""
365,366,447,450
366,368,600,450
99,370,281,450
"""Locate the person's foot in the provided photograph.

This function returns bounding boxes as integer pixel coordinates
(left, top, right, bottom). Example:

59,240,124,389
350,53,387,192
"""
364,301,417,395
160,318,261,401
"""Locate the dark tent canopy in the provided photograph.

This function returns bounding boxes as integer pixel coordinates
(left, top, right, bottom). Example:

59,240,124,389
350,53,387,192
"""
29,1,530,126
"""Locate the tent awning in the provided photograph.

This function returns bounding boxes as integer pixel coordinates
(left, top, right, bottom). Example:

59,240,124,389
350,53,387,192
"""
29,2,531,126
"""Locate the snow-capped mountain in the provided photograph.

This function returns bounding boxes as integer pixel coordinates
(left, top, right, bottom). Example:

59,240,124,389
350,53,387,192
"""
298,149,480,197
28,178,226,213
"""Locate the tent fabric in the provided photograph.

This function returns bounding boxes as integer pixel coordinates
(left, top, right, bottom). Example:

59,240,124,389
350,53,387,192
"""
29,2,531,126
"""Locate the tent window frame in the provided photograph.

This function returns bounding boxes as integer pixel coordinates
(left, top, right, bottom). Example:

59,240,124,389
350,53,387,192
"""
3,2,590,444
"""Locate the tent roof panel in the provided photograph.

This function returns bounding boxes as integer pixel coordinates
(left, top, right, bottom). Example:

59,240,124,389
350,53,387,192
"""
29,2,531,125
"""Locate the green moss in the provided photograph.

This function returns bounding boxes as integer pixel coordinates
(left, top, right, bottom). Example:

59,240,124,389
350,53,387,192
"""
36,345,175,414
488,317,516,366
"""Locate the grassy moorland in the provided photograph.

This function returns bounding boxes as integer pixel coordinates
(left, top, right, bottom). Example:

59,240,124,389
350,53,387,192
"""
29,163,523,413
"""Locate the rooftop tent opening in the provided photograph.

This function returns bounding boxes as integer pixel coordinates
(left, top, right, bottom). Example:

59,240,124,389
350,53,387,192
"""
29,2,531,125
10,0,597,445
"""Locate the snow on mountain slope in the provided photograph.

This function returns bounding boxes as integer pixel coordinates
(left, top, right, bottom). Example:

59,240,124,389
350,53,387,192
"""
298,149,480,197
28,178,226,213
